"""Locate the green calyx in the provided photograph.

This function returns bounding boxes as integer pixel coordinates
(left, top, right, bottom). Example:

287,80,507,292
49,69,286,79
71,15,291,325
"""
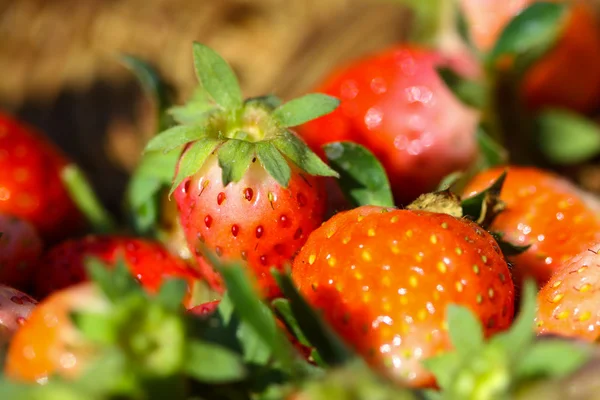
423,280,591,400
144,42,340,196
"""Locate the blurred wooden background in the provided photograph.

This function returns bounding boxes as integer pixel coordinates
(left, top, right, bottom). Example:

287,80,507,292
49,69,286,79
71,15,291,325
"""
0,0,411,213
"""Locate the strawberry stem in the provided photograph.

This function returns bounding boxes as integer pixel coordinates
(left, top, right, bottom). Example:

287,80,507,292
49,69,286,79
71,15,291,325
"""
61,164,118,234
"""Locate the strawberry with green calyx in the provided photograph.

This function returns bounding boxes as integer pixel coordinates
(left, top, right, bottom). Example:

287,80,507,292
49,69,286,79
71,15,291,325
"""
145,43,339,298
463,166,600,287
6,258,247,392
423,280,590,400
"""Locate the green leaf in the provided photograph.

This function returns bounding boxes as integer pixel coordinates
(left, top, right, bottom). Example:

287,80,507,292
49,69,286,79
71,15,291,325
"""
490,279,537,362
516,339,590,381
184,340,247,383
324,142,393,207
446,305,484,356
274,131,338,178
157,279,188,311
61,164,117,234
192,42,243,110
272,298,312,348
477,127,508,169
237,321,271,365
169,87,216,125
273,94,339,128
535,109,600,165
487,2,568,75
144,125,208,154
256,142,291,187
170,139,223,197
203,251,299,376
272,269,354,367
437,67,486,109
437,171,464,192
84,257,142,302
70,311,113,344
422,352,462,391
217,139,256,187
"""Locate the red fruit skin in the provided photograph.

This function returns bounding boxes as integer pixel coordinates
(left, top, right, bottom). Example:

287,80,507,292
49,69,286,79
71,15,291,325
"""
0,113,83,242
292,206,514,388
536,244,600,341
34,235,203,308
463,166,600,287
297,46,479,205
0,213,43,290
175,154,327,298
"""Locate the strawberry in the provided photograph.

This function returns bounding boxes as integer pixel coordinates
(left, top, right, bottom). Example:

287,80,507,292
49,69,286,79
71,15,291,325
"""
33,235,204,308
5,283,105,382
462,166,600,287
0,112,83,241
292,205,515,388
0,285,37,340
462,0,600,113
297,45,480,205
535,243,600,341
189,299,220,316
0,213,43,289
146,43,339,298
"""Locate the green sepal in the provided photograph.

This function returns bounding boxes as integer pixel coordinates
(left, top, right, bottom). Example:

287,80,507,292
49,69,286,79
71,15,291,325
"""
169,87,216,125
192,42,243,110
70,311,114,345
446,305,484,357
486,2,569,76
256,142,291,187
324,142,394,208
515,339,590,381
272,94,340,128
170,138,223,197
119,55,174,131
61,164,117,234
272,298,312,350
84,257,143,302
491,232,531,257
273,130,339,178
184,340,247,383
144,124,209,154
436,172,464,192
246,94,283,110
272,269,355,367
461,170,507,227
535,109,600,165
202,249,302,377
437,67,486,109
157,278,188,312
217,139,256,186
421,352,462,391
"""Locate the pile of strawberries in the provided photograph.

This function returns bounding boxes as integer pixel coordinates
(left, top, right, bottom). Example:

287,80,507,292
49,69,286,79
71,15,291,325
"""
2,1,600,399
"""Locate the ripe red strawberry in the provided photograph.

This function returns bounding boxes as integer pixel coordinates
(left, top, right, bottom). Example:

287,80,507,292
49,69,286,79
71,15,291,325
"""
0,112,83,241
0,213,43,289
146,43,339,298
461,0,600,113
189,299,220,316
0,285,37,340
536,244,600,342
5,283,103,382
292,205,515,388
463,166,600,287
297,45,480,205
33,235,203,308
